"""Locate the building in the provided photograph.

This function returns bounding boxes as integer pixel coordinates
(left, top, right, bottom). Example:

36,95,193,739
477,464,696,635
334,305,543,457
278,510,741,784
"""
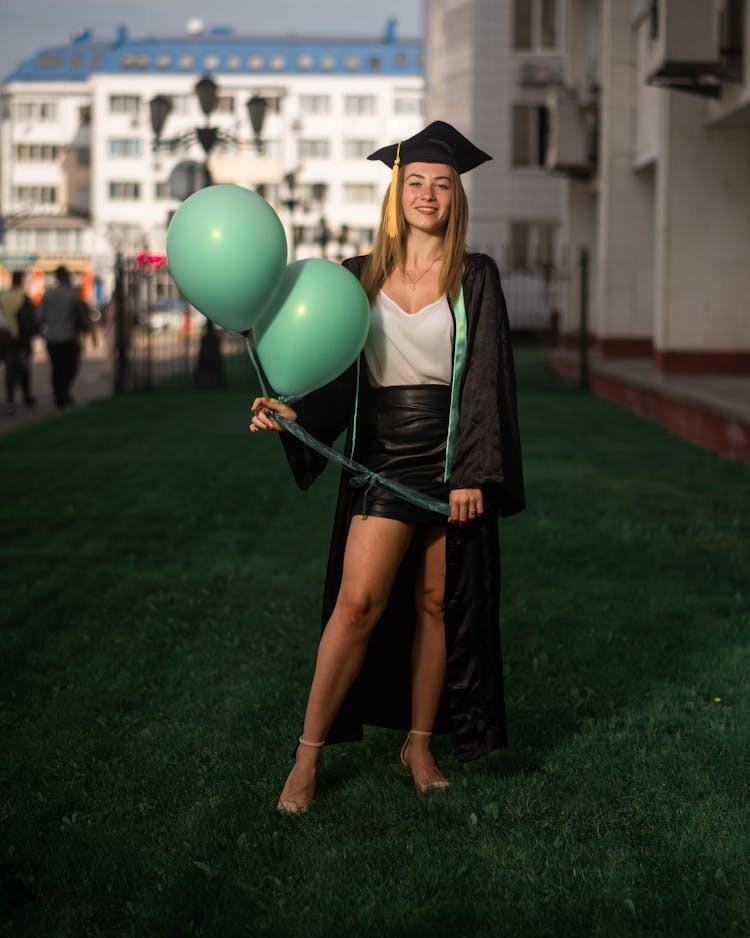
424,0,564,329
0,20,423,303
548,0,750,374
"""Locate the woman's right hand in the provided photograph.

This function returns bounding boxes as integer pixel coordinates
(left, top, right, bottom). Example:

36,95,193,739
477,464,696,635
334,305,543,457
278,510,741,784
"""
249,397,298,433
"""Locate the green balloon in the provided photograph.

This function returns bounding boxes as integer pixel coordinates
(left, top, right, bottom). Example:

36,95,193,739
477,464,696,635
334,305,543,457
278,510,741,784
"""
255,259,371,398
166,184,286,332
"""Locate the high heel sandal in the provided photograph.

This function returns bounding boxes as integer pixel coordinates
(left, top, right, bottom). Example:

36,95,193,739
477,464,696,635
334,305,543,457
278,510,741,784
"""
277,736,325,815
400,729,450,793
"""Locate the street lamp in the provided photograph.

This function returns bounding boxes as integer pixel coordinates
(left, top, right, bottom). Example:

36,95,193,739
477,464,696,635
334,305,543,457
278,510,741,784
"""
247,95,268,152
316,217,351,261
149,77,269,159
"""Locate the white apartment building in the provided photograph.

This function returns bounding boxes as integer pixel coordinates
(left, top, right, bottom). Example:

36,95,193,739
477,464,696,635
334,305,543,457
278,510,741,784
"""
549,0,750,372
0,22,423,304
424,0,564,327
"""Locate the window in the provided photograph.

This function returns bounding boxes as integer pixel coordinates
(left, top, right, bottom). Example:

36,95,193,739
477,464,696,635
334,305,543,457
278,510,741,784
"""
343,183,378,203
514,0,558,50
227,54,242,70
204,54,221,70
320,54,336,70
155,181,170,199
121,54,150,68
344,95,376,115
108,181,141,200
343,139,376,159
14,144,60,161
249,54,265,69
171,94,192,115
512,104,549,168
12,186,57,204
270,55,287,69
297,54,314,69
217,95,235,114
345,55,361,70
157,54,173,68
76,147,90,167
510,221,556,269
39,102,57,121
71,56,82,69
14,101,59,122
541,0,558,48
514,0,532,49
300,95,331,115
109,95,140,115
298,139,330,159
394,95,421,115
107,138,142,157
37,55,63,69
394,51,408,66
368,56,382,70
178,54,194,69
261,139,282,159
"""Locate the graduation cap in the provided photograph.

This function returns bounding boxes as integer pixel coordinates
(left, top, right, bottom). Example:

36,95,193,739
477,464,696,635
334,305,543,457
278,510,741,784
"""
367,121,492,236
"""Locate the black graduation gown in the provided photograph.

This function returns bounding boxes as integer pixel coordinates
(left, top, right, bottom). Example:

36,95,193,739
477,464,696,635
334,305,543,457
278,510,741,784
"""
280,252,524,761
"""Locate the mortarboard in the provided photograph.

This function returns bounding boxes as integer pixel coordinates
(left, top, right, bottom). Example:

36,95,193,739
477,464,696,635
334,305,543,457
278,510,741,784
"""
367,120,492,174
368,121,492,237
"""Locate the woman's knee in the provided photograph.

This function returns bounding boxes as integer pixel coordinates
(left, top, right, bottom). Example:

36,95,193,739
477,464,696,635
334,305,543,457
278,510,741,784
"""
334,590,385,637
417,586,445,629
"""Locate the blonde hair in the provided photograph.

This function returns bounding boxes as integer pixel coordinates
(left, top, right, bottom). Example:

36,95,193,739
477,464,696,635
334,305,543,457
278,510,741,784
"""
360,165,468,304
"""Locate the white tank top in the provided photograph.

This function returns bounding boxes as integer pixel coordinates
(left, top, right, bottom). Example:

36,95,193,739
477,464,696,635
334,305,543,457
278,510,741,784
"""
364,290,454,387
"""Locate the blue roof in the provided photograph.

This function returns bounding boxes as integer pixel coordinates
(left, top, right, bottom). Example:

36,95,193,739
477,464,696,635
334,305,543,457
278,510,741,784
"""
4,27,422,83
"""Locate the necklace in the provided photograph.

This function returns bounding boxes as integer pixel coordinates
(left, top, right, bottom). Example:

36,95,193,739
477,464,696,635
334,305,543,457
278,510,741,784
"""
402,256,440,291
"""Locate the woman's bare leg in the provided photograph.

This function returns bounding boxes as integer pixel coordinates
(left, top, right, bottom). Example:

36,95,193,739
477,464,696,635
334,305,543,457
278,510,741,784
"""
278,514,415,811
402,524,450,791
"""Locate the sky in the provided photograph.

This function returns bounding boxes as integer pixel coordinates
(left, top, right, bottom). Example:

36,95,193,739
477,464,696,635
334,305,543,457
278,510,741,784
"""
0,0,423,77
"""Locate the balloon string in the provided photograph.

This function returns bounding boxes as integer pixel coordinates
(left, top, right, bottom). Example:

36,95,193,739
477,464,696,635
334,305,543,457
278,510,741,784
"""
243,334,450,517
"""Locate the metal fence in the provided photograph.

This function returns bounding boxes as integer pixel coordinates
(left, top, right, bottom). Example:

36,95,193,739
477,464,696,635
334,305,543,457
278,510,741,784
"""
111,254,558,394
500,265,559,341
112,255,244,391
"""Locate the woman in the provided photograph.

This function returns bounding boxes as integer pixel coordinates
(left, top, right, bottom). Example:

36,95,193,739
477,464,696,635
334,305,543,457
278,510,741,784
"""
251,121,524,813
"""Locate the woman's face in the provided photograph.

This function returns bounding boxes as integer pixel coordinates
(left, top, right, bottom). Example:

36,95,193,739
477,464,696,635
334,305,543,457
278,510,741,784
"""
401,162,452,235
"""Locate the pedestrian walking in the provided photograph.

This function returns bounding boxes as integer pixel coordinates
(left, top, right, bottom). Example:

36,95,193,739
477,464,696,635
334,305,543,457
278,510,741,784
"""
39,265,92,409
0,270,38,415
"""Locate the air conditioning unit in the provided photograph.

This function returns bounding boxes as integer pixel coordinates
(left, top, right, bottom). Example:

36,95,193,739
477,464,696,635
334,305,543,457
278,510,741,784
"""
645,0,722,96
545,88,595,177
518,61,564,87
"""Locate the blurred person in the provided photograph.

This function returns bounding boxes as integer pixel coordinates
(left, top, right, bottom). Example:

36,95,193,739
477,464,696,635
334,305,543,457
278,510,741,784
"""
251,122,524,813
39,265,92,409
0,270,38,414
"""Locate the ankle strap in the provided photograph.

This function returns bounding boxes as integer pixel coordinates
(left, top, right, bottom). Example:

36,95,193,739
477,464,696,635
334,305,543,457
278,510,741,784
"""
298,735,325,748
408,729,432,738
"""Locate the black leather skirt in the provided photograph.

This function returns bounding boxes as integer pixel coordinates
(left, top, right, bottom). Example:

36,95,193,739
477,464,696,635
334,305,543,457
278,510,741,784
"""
349,384,451,525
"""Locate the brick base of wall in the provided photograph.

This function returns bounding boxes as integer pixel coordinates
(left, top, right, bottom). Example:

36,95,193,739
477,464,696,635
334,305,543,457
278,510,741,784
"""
549,353,750,466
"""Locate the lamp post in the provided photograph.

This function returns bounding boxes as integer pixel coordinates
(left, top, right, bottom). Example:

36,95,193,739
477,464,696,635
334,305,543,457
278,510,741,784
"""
282,171,301,261
316,217,351,262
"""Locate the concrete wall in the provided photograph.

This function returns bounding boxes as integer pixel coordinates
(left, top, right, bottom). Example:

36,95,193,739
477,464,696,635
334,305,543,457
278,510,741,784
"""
594,0,653,352
654,90,750,362
425,0,562,262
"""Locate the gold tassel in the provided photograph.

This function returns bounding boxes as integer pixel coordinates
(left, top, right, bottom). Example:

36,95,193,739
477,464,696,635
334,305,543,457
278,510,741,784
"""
385,142,401,238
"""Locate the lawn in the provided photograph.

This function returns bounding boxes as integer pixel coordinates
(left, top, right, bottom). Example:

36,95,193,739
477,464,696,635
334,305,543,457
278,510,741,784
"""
1,350,748,937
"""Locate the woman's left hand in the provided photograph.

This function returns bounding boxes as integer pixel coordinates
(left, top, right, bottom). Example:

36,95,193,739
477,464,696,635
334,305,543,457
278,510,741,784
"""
449,488,484,525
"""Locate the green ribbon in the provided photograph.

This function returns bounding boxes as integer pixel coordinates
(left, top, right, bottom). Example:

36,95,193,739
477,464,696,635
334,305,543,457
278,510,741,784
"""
244,333,450,517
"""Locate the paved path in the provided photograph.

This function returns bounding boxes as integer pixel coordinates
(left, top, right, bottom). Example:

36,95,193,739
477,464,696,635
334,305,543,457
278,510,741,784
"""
0,338,113,434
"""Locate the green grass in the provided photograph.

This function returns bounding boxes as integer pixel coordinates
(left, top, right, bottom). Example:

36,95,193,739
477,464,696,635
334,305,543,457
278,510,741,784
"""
1,350,748,937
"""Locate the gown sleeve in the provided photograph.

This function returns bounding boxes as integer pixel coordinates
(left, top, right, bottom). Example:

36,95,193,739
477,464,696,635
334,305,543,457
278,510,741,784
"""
448,255,525,517
279,364,357,490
